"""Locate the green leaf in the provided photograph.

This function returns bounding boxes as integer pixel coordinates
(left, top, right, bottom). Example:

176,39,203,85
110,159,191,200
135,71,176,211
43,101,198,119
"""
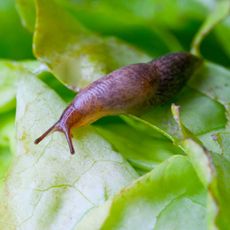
77,156,207,230
188,62,230,152
215,16,230,59
0,0,33,59
16,0,35,32
17,0,230,65
56,0,230,66
0,58,74,114
53,0,183,56
171,104,218,225
141,88,226,138
2,1,230,229
61,0,207,29
136,60,230,229
0,113,15,189
216,131,230,161
16,0,186,55
189,62,230,107
0,147,13,189
0,60,46,114
171,104,213,185
211,152,230,229
140,62,229,138
0,60,44,192
191,0,230,56
0,61,18,113
94,116,183,172
210,129,230,229
182,134,230,230
171,103,230,230
0,71,137,229
34,0,149,90
180,140,218,228
0,112,15,148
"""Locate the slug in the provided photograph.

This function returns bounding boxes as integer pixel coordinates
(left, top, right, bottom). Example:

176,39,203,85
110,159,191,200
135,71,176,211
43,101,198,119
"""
35,52,202,154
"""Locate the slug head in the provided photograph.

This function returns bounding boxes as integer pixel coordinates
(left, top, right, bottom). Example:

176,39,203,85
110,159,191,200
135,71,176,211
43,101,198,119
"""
34,105,80,154
34,121,75,154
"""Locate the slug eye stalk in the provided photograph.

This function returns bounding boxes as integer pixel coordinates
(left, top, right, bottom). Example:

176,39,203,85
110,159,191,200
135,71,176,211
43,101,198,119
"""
34,122,75,154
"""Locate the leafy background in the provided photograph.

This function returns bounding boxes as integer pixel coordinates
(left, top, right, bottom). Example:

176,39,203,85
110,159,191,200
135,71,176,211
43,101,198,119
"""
0,0,229,229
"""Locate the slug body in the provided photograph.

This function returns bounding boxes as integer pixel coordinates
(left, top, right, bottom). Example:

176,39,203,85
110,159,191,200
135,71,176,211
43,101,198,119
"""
35,52,201,154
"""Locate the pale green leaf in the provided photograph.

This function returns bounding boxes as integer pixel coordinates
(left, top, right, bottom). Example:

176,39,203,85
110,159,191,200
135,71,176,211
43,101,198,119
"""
0,147,13,189
77,156,207,230
0,61,18,113
34,0,149,91
0,72,137,229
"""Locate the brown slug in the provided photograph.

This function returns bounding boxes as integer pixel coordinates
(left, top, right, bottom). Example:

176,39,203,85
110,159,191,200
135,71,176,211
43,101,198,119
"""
35,52,202,154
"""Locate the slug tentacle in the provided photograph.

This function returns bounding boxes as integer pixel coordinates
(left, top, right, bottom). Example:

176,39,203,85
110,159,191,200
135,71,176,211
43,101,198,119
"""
63,127,75,154
34,122,59,144
35,104,77,154
34,52,202,155
35,121,75,154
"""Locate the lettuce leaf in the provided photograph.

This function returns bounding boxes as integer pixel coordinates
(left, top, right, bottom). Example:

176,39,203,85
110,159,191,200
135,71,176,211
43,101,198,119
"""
0,61,18,113
0,0,33,59
191,0,230,56
140,62,230,141
16,0,35,33
1,0,230,229
77,155,208,230
0,71,137,229
33,0,149,90
171,103,230,229
94,116,183,172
